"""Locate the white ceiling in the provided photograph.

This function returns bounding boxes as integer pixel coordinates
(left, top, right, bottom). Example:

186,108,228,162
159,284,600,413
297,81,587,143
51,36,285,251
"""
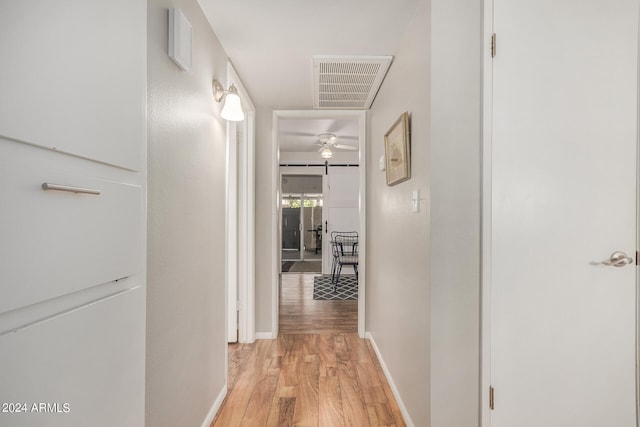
278,118,359,153
197,0,423,109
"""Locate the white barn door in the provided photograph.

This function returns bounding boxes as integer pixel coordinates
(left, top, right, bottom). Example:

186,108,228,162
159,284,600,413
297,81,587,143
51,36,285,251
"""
323,167,359,274
490,0,639,425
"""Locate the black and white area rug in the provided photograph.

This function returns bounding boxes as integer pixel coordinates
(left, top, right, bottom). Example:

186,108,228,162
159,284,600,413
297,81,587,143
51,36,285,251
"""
313,275,358,300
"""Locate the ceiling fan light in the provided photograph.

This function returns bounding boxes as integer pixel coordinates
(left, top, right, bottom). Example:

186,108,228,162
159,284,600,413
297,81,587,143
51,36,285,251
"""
318,133,337,144
320,147,333,159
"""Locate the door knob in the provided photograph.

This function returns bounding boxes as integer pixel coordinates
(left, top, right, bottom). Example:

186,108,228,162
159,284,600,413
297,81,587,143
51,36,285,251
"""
603,251,634,267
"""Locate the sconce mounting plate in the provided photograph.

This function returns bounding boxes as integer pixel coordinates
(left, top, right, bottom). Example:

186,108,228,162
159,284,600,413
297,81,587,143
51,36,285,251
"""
212,80,225,102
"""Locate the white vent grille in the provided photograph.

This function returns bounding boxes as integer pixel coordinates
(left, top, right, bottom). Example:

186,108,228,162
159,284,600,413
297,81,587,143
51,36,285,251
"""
313,55,393,110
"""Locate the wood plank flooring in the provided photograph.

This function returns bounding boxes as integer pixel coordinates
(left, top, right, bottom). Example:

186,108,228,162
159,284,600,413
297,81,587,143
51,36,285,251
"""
211,274,405,426
211,334,406,427
279,273,357,334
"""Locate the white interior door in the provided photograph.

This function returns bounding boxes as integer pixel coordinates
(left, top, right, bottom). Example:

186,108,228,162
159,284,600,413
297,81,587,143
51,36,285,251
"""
322,167,360,274
490,1,638,426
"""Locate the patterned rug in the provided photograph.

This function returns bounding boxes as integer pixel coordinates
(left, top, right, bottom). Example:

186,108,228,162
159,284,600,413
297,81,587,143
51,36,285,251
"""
313,275,358,300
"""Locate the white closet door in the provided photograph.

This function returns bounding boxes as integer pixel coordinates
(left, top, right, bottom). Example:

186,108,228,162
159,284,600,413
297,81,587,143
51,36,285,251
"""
0,141,143,313
0,287,145,427
490,1,638,425
0,0,146,171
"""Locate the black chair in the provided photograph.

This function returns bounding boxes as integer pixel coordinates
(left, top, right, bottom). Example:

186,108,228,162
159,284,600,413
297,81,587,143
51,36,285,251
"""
330,231,359,289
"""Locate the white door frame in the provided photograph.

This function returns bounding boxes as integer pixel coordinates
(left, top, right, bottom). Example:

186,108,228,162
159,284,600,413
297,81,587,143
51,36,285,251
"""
226,110,238,343
271,110,367,338
226,62,256,344
480,0,493,425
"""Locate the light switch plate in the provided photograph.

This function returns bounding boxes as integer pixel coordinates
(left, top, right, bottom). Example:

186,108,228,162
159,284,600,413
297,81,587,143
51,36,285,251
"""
411,189,419,213
379,155,386,171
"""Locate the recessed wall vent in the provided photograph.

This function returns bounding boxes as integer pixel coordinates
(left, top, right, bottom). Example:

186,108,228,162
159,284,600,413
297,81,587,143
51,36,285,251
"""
313,55,393,110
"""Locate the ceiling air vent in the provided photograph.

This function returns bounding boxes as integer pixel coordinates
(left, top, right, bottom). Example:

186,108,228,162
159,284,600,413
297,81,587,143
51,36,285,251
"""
313,55,393,110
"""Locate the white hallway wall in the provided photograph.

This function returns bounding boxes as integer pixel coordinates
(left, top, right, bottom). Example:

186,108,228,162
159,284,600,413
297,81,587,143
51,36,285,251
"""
255,107,275,333
146,0,228,426
366,0,429,425
429,0,481,425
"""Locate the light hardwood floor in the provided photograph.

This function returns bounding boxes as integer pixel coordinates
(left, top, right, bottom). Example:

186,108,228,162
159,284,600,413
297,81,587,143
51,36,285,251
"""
211,334,406,426
211,274,405,426
279,273,357,334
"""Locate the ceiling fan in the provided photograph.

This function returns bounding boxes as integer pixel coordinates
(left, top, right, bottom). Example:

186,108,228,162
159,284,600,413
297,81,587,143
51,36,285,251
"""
315,133,357,159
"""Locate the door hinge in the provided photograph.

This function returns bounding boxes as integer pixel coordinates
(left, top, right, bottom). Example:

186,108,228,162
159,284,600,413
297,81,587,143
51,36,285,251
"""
489,386,495,410
491,33,497,58
636,250,639,265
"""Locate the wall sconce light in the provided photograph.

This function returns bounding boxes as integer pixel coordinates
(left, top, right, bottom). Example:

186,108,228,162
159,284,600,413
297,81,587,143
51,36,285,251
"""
320,147,333,159
212,79,245,121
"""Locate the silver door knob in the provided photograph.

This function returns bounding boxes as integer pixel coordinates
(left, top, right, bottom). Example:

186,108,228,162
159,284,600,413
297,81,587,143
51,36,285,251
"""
603,251,634,267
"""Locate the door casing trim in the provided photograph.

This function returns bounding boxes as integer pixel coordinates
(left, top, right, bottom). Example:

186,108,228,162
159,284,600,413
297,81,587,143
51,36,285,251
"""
226,62,256,345
480,1,493,425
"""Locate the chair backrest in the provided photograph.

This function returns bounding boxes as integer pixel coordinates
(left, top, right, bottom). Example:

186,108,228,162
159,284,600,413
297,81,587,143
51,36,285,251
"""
331,231,358,256
331,231,358,240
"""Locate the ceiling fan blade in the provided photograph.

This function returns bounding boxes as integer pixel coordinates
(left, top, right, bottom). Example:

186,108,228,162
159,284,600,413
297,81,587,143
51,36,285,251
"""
280,131,317,137
334,144,358,151
326,119,357,135
317,145,326,153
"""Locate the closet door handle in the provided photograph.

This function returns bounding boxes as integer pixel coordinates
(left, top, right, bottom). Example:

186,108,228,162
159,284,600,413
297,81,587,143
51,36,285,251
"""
603,251,633,267
42,183,101,195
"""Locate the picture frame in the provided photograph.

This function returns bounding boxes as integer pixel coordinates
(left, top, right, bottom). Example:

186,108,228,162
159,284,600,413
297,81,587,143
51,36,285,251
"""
384,112,410,186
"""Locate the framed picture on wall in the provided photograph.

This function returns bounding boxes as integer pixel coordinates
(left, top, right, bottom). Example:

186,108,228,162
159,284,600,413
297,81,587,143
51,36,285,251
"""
384,112,410,186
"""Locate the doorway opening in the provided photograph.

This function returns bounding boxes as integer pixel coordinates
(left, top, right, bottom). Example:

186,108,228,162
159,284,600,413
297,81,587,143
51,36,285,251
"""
271,110,367,338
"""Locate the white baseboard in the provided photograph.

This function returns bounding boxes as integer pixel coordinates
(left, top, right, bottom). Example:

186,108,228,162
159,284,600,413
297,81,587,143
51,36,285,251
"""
365,332,415,427
255,332,274,339
201,384,227,427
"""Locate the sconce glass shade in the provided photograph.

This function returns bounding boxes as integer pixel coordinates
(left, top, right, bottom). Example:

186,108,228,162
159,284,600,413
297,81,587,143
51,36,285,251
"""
221,92,245,121
320,147,333,159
